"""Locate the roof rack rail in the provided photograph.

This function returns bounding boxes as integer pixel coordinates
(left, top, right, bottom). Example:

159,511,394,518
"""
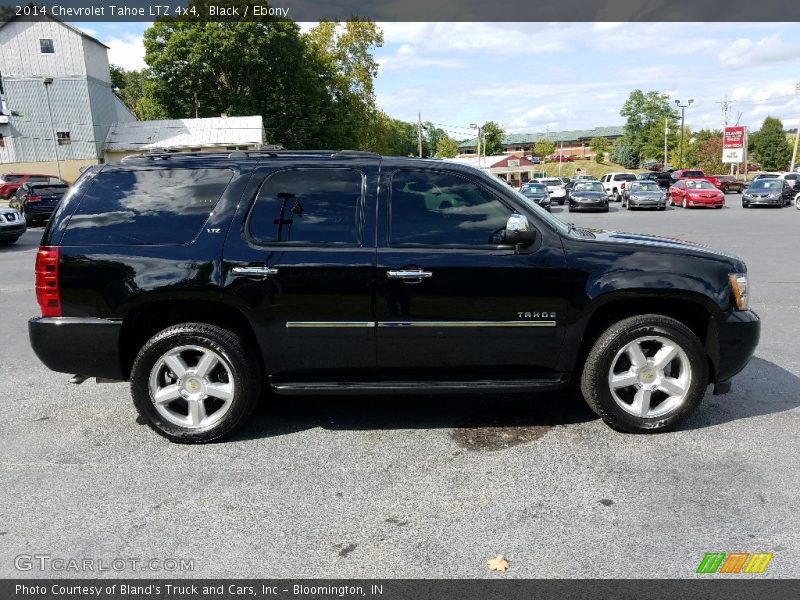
333,150,382,158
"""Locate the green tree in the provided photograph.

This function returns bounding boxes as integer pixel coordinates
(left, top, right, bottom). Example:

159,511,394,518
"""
752,116,792,171
481,121,505,156
694,135,726,174
589,136,610,163
110,65,168,120
533,139,555,160
610,141,639,168
619,90,679,165
435,136,460,158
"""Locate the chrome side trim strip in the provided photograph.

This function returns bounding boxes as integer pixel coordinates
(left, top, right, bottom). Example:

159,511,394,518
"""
377,321,556,328
286,321,376,329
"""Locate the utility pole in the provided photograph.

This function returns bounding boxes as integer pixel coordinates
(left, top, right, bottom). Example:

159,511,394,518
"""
470,123,483,168
417,112,423,158
664,117,669,168
675,98,694,170
717,94,735,175
791,83,800,173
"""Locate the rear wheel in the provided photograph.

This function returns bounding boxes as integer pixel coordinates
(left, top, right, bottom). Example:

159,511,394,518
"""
580,315,708,433
795,193,800,209
130,323,261,443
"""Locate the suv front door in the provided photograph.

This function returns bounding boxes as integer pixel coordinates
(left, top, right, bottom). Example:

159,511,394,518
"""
375,167,567,378
222,162,378,379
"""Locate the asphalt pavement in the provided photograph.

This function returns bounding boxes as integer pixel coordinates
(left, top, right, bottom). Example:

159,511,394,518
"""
0,195,798,578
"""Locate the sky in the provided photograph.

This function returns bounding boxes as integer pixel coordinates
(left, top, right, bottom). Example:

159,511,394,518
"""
76,21,800,140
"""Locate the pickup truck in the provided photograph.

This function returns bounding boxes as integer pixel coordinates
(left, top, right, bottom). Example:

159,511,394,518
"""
600,172,637,202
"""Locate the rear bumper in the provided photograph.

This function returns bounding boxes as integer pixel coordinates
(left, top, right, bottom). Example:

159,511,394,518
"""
29,317,124,380
707,310,760,385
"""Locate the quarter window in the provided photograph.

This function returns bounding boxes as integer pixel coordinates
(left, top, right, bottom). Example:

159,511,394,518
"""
62,168,233,246
248,168,363,245
390,170,513,246
40,39,54,54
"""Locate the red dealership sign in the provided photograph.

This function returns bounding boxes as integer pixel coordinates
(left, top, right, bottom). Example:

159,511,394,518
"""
723,126,746,149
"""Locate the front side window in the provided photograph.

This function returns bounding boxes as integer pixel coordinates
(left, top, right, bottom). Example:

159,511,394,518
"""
40,39,54,54
390,170,513,246
248,168,363,245
62,168,233,246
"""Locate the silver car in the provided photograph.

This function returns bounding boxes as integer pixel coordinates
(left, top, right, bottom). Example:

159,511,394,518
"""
621,181,667,210
0,206,27,245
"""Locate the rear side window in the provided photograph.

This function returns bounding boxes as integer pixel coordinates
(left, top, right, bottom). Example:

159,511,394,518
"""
248,168,364,245
61,168,232,246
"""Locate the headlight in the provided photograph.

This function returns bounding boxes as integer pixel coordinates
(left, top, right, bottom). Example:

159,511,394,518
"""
629,195,639,201
729,273,749,311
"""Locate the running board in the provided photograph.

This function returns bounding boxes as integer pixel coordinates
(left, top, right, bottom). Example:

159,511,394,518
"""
270,377,568,395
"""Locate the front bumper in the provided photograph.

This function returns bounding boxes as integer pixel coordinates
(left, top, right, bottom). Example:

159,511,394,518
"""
706,310,760,388
628,197,666,208
29,317,125,380
570,198,607,210
0,223,27,239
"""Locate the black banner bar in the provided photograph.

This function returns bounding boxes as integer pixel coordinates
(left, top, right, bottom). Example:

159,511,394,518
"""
2,0,800,22
3,579,800,600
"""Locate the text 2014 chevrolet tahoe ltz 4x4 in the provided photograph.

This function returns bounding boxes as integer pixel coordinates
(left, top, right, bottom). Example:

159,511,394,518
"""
28,151,760,443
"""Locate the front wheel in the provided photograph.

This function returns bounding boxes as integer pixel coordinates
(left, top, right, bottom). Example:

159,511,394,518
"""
682,197,688,208
795,193,800,209
130,323,262,443
580,315,708,433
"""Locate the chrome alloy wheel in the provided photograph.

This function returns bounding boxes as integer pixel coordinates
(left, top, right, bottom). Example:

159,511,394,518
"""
607,336,692,419
148,345,235,429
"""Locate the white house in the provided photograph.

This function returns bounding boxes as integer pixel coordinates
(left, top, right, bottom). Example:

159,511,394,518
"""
0,14,135,181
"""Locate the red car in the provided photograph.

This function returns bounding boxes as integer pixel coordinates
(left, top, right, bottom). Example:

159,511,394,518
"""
0,173,57,199
669,179,725,208
549,154,574,162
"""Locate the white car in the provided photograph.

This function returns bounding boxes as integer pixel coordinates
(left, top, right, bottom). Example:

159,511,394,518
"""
0,206,26,245
600,172,638,202
537,178,568,205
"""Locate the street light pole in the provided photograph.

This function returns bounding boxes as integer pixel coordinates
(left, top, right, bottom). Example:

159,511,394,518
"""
790,83,800,173
42,76,62,180
675,98,694,170
470,123,483,169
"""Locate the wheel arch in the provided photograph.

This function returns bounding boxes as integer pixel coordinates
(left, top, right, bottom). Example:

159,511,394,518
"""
119,300,264,379
565,293,719,382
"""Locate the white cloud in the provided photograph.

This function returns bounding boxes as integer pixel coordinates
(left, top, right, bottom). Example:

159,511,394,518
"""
106,33,146,71
719,34,800,69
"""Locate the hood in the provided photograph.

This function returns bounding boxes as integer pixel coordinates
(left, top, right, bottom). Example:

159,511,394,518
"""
580,228,744,265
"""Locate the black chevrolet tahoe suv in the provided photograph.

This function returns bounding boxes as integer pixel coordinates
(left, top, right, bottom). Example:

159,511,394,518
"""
29,151,760,443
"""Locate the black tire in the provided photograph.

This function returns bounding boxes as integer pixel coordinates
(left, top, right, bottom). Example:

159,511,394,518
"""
559,199,565,206
130,323,262,443
580,314,708,433
0,238,18,246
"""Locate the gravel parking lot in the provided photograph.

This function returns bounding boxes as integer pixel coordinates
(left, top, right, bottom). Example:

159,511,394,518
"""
0,195,798,579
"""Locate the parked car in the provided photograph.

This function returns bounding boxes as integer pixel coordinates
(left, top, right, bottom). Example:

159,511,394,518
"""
567,180,609,212
0,206,27,245
636,171,673,190
670,168,721,188
518,182,551,211
713,175,746,194
549,154,574,162
0,173,57,199
641,161,664,171
741,179,795,208
539,177,568,205
669,179,725,208
621,181,667,210
9,181,69,225
28,151,760,442
600,172,637,202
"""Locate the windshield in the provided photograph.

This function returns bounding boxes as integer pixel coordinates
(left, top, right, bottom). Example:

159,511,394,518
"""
523,184,547,194
29,185,68,195
629,182,660,192
682,170,704,178
573,182,604,192
750,180,783,190
540,179,561,186
685,180,716,190
756,174,779,179
614,174,636,181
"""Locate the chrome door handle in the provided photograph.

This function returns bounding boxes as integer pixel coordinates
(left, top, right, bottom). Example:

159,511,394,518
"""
231,266,278,277
387,269,433,280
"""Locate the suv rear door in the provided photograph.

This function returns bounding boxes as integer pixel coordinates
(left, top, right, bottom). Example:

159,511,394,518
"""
222,160,379,379
374,165,566,377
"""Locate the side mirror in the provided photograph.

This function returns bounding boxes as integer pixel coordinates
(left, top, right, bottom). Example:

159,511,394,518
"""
505,213,535,246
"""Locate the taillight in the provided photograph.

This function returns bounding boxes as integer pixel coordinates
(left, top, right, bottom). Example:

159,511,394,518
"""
27,195,43,203
621,182,626,189
35,246,61,317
